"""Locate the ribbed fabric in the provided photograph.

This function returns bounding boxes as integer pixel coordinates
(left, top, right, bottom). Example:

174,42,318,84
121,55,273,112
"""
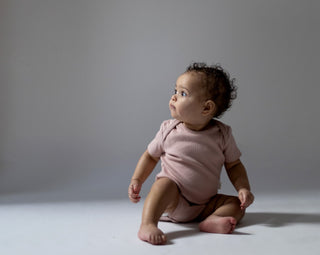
148,119,241,205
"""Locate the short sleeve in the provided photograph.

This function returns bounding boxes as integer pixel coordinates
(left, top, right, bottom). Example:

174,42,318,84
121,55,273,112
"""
147,122,165,158
147,119,180,158
222,125,242,163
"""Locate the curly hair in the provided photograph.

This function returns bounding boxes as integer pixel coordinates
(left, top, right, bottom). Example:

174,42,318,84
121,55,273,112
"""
186,62,237,118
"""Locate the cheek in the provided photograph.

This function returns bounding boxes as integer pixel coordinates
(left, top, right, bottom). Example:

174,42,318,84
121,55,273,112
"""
179,101,197,115
176,101,188,112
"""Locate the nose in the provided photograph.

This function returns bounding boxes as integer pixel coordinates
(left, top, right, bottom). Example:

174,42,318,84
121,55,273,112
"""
171,94,177,102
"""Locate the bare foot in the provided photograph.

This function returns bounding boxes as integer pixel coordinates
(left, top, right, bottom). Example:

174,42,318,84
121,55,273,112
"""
138,224,167,245
199,215,237,234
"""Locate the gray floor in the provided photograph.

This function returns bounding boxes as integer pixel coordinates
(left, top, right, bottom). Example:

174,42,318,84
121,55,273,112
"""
0,191,319,255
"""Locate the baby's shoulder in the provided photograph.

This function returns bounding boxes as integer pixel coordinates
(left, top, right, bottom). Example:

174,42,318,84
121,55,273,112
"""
212,119,232,138
214,119,231,129
160,119,181,130
159,119,181,140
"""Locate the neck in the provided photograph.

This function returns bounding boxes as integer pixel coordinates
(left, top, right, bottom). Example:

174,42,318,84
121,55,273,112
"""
183,120,212,131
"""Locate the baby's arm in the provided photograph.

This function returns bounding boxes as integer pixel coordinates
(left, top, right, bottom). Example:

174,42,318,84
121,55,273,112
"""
128,150,159,203
225,159,254,210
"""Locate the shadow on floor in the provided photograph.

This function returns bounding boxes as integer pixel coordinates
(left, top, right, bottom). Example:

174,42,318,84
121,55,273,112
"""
239,212,320,228
164,220,251,243
165,227,201,243
163,212,320,242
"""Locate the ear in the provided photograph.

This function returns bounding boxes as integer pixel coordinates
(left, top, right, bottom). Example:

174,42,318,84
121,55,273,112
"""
202,100,216,117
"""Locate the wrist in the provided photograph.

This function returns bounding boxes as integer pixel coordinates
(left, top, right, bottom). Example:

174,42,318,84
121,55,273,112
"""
238,187,250,192
131,178,142,184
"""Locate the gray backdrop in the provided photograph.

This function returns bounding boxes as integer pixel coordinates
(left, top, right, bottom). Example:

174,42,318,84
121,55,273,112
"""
1,0,319,202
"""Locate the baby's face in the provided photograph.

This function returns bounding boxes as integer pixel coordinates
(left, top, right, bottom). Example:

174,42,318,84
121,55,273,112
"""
169,72,208,129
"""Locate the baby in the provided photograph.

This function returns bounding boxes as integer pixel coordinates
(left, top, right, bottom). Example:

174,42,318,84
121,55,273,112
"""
128,63,254,245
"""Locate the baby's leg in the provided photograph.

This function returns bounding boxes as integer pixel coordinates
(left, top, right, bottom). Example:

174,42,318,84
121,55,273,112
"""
138,177,179,245
198,195,244,234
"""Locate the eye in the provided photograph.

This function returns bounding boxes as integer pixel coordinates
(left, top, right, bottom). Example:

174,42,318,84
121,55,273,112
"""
181,91,187,97
173,88,188,97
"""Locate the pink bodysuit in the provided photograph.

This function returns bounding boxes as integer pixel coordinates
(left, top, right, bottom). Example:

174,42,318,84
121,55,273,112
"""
147,119,241,222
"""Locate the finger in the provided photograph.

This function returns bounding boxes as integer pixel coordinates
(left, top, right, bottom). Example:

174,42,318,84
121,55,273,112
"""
240,193,250,209
129,184,138,196
128,186,136,197
128,193,141,203
239,192,245,205
132,184,138,193
241,203,247,210
240,198,247,210
128,184,134,193
133,184,141,194
242,194,254,209
129,189,139,198
131,193,141,199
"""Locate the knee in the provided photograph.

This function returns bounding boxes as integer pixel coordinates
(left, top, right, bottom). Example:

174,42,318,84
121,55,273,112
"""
227,196,245,219
152,177,179,193
226,196,245,210
226,196,241,206
150,178,180,210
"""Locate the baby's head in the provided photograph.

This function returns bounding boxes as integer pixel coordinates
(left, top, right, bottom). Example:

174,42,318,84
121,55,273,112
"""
185,62,237,119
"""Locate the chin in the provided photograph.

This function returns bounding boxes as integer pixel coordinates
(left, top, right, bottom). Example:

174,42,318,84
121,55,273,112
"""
170,111,177,119
171,115,182,122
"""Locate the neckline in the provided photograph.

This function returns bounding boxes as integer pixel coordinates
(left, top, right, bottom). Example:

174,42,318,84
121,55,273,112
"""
179,119,217,133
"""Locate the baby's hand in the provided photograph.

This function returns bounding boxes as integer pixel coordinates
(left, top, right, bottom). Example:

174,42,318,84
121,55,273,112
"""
238,188,254,210
128,179,142,203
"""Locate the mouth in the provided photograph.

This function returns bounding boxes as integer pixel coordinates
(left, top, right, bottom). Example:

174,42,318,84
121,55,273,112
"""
169,104,176,110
